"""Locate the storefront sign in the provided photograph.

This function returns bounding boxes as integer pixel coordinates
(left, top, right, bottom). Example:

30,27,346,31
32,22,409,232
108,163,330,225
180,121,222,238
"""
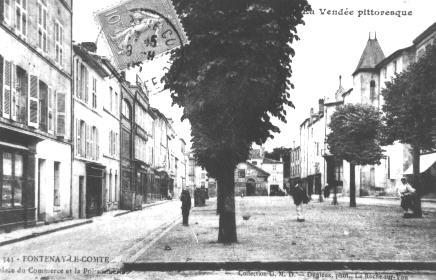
96,0,188,70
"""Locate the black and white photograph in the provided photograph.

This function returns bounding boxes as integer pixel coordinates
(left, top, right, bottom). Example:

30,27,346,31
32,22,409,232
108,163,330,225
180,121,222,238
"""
0,0,435,279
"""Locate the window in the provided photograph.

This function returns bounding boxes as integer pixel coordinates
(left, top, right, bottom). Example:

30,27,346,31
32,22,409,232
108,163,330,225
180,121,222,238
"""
383,67,387,79
122,99,131,120
370,80,376,103
37,0,48,53
238,169,245,178
114,91,119,115
54,21,64,66
92,77,97,109
54,161,60,206
48,88,54,132
91,126,99,160
393,60,397,74
15,0,27,37
13,66,28,124
77,63,89,102
4,0,12,25
39,80,48,131
273,165,276,171
109,86,113,111
108,170,112,202
1,152,24,209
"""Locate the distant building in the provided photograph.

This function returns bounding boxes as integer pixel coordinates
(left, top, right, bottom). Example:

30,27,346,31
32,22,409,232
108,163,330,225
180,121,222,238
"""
298,22,436,199
235,162,269,196
290,146,301,187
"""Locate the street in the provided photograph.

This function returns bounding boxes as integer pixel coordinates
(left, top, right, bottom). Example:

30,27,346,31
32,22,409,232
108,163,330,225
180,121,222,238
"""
0,197,435,279
0,200,181,279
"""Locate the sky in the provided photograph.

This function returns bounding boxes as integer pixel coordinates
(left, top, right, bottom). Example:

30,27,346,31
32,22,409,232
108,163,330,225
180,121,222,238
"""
72,0,436,152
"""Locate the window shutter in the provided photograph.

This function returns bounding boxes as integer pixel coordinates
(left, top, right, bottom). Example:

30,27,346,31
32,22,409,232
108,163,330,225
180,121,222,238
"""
84,69,89,103
28,75,39,127
0,55,3,116
3,60,12,119
11,63,17,121
76,119,80,155
48,87,54,132
85,123,89,158
0,0,4,22
56,91,66,136
96,128,99,160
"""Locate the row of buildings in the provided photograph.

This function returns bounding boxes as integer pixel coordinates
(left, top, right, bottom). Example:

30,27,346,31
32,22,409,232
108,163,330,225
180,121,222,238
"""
290,21,436,198
0,0,188,230
188,148,285,197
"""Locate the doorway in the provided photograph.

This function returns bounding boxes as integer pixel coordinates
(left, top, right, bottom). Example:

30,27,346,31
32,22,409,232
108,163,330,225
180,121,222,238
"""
79,176,84,218
246,179,256,196
37,159,46,221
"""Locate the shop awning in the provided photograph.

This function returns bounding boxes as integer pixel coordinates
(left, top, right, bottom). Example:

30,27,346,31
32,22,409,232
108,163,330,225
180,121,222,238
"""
404,152,436,175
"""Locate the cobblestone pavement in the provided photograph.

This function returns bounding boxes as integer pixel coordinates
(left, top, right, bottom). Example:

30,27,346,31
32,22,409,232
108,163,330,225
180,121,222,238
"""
133,197,436,263
0,200,181,280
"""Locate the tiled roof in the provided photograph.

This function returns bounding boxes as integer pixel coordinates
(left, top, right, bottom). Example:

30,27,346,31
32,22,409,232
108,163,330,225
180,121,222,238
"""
263,158,282,164
246,162,270,177
353,38,385,75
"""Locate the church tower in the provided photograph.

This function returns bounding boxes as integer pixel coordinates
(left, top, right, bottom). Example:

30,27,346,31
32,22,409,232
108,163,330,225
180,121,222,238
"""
352,33,385,107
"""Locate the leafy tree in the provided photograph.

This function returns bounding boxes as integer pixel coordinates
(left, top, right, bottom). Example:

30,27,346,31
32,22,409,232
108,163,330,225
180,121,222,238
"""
163,0,309,243
382,44,436,217
327,104,384,207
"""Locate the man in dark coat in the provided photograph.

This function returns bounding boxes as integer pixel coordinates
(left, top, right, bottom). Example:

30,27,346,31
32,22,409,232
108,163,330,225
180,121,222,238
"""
290,180,309,222
180,187,192,226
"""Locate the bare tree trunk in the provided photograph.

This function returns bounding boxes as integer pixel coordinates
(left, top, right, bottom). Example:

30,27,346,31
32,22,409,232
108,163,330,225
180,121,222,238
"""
217,166,237,243
412,145,422,218
350,163,356,207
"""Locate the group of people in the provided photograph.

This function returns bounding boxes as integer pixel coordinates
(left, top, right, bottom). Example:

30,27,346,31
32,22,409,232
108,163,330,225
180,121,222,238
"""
179,176,420,227
286,176,420,221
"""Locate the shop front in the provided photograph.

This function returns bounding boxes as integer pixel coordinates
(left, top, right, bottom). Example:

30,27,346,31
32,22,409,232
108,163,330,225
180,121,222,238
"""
0,128,41,230
85,163,105,218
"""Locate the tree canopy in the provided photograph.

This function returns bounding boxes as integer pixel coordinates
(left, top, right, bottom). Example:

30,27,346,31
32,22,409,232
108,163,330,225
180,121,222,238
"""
163,0,309,177
163,0,309,242
327,104,384,166
382,44,436,151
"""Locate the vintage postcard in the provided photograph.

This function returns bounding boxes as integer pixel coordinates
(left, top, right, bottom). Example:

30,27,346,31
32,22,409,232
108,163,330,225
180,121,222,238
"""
0,0,435,279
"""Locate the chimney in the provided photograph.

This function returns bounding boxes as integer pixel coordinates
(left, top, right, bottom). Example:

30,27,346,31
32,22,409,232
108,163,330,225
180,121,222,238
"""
80,42,97,53
318,99,324,116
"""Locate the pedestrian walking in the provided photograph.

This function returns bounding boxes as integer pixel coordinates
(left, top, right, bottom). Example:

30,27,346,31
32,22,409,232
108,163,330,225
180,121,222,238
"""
290,180,309,222
398,177,419,218
180,187,192,226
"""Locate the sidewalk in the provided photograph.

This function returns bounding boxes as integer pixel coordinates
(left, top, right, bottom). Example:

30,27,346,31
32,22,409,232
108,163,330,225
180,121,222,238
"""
126,197,436,267
0,200,172,247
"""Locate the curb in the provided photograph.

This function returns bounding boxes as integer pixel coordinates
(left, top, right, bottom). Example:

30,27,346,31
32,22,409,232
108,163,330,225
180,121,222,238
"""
123,261,436,272
0,220,93,247
362,196,436,203
124,216,182,264
114,200,174,218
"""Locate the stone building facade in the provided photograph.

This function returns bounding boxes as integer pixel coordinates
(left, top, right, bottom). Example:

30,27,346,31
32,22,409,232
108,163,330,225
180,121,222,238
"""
0,0,72,229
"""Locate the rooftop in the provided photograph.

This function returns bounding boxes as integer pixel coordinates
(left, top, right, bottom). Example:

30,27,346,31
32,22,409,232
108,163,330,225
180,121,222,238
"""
353,36,385,76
